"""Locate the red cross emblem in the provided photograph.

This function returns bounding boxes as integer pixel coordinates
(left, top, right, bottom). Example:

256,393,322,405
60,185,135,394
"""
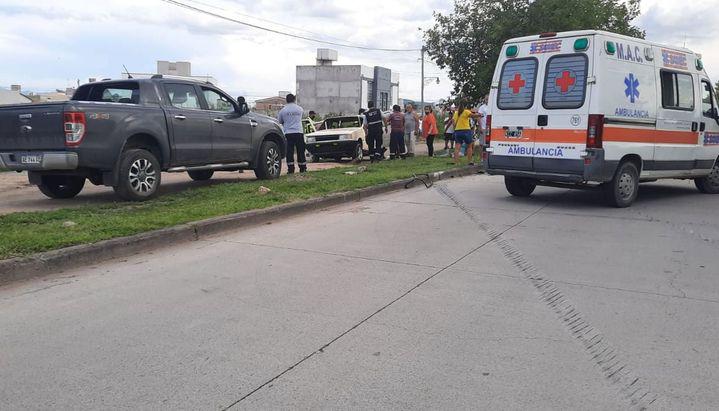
555,70,576,93
508,73,526,94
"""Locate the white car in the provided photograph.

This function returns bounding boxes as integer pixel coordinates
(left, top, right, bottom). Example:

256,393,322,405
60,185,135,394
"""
305,115,389,161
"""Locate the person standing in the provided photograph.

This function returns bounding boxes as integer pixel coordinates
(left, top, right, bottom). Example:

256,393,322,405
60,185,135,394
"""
477,95,490,160
277,93,306,173
443,106,455,151
452,100,482,165
403,104,420,157
422,105,438,157
363,101,386,163
387,105,406,159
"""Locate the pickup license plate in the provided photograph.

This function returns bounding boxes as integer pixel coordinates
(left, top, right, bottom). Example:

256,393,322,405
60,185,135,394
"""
505,128,523,138
20,154,42,165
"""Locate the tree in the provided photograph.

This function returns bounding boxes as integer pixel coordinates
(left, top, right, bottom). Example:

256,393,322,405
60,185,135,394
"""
424,0,644,102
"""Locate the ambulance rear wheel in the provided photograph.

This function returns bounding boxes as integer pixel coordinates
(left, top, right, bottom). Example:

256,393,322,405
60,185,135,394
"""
694,162,719,194
505,177,537,197
604,161,639,208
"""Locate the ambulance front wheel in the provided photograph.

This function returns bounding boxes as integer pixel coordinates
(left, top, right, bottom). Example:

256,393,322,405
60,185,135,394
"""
604,161,639,208
505,176,537,197
694,161,719,194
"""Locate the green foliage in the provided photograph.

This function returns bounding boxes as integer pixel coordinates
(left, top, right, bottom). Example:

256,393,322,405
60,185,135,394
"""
0,158,459,259
424,0,644,102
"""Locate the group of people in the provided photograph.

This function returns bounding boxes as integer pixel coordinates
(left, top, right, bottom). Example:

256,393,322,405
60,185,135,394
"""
441,96,490,165
277,92,490,174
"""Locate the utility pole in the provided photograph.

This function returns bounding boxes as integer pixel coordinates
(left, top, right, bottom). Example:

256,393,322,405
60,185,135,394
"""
420,46,425,117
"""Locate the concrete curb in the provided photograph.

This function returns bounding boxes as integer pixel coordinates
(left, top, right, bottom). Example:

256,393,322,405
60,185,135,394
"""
0,165,481,285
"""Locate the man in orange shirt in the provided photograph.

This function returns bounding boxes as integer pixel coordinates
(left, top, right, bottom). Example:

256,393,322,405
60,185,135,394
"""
422,106,439,157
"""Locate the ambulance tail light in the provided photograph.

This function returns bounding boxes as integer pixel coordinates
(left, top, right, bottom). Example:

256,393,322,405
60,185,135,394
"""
485,115,492,144
587,114,604,149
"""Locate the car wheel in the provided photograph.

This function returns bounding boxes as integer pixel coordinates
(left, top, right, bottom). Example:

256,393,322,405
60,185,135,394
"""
113,149,161,201
188,170,214,181
254,140,282,180
352,141,364,162
604,161,639,208
695,161,719,194
37,175,85,199
504,176,537,197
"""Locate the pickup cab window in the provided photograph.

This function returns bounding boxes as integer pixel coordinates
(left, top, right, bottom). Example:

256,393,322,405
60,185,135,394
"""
165,83,201,110
202,88,235,112
74,83,140,104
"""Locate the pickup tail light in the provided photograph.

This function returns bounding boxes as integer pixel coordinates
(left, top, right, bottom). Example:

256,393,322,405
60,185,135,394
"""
64,112,86,146
587,114,604,149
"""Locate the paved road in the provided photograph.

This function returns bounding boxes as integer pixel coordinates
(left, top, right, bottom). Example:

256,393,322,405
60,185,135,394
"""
1,175,717,409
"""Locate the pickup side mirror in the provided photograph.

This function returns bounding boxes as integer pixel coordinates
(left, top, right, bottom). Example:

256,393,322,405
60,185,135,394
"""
236,96,249,116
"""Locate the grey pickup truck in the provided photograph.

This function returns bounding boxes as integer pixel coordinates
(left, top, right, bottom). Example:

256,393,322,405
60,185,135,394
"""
0,77,286,201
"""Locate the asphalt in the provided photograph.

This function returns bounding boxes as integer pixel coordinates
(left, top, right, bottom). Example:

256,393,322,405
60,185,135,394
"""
1,174,717,409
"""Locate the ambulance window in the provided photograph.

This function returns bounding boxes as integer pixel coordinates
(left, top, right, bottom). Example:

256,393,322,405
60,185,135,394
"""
661,71,695,111
701,80,715,117
497,58,538,110
542,54,588,109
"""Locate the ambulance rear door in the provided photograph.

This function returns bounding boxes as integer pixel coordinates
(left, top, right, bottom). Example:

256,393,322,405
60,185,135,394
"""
489,41,544,171
534,35,594,174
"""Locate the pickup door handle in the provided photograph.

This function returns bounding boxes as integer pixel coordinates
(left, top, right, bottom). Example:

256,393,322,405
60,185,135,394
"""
250,119,259,128
174,115,187,120
213,118,224,123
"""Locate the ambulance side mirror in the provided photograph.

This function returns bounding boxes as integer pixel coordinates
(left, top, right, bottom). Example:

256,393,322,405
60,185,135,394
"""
712,107,719,123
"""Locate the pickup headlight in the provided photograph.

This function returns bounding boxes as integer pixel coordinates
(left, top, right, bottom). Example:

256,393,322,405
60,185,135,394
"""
306,137,316,143
339,134,353,141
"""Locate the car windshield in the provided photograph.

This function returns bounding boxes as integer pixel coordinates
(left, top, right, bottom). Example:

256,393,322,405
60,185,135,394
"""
324,117,361,129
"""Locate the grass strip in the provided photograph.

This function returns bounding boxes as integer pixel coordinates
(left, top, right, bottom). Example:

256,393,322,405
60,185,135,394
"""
0,157,462,260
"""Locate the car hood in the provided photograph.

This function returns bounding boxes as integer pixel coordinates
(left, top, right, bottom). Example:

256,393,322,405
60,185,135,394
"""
307,127,360,137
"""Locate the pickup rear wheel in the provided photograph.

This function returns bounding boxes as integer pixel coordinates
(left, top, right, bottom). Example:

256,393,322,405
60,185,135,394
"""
38,175,85,199
188,170,214,181
505,176,537,197
695,161,719,194
114,149,161,201
254,140,282,180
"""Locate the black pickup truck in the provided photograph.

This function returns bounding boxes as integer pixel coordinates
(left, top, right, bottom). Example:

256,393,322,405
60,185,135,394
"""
0,77,286,201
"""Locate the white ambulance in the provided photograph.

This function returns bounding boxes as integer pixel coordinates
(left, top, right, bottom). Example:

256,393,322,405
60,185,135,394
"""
485,30,719,207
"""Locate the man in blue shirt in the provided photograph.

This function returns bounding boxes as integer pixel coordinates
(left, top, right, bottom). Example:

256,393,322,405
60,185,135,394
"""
277,94,306,173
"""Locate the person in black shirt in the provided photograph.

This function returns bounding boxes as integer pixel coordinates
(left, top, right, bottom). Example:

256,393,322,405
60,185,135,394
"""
363,101,386,163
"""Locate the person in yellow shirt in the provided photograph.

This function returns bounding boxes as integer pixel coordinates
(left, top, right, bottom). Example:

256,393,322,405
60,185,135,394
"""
452,100,483,165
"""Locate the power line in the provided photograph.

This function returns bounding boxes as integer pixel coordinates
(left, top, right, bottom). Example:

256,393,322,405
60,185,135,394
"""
182,0,359,46
158,0,422,52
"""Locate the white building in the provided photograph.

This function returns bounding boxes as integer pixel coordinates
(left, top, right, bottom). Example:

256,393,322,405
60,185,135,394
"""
122,60,218,85
0,87,32,105
296,49,399,116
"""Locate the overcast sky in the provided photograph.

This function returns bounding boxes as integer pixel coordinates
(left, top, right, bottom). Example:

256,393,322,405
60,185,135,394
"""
1,0,717,102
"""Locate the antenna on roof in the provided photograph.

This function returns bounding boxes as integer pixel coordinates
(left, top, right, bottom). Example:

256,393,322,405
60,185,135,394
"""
123,65,133,79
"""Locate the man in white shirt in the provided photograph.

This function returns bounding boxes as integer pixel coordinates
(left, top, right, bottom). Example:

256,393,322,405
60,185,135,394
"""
277,94,306,173
477,95,490,147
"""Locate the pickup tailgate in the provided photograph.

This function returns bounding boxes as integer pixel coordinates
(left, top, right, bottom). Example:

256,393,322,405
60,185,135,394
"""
0,103,67,150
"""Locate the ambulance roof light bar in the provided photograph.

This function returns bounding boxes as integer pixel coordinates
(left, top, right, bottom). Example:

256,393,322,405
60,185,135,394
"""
539,32,557,38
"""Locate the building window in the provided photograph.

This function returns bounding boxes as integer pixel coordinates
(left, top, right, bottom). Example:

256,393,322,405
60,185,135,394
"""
380,92,389,111
367,80,374,105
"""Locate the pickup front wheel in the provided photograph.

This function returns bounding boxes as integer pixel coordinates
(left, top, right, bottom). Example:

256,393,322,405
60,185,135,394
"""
254,141,282,180
38,175,85,199
114,149,161,201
